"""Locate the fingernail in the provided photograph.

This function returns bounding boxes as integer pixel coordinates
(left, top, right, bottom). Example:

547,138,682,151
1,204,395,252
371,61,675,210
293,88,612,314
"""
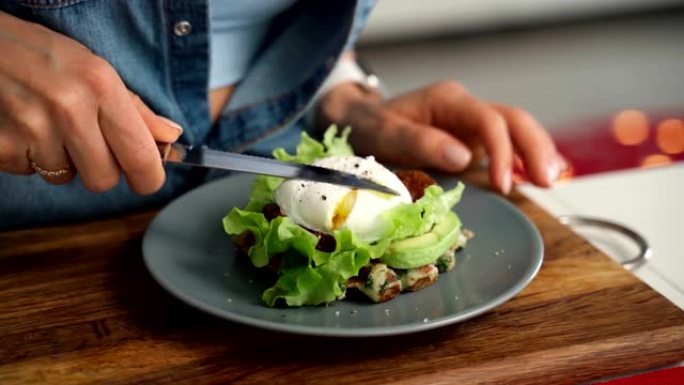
443,145,471,170
158,116,184,135
501,171,512,195
546,159,561,185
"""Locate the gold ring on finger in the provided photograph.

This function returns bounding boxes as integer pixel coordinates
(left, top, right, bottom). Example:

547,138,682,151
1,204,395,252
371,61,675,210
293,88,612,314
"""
29,161,71,178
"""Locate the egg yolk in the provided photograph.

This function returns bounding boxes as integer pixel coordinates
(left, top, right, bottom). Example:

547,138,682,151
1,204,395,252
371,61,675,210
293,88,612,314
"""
332,189,358,230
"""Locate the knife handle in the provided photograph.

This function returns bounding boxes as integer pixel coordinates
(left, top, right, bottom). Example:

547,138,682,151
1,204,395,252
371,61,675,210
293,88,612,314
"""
156,141,184,163
156,142,171,162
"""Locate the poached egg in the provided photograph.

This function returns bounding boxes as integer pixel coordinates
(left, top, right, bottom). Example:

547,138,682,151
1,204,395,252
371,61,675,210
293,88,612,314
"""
275,155,412,243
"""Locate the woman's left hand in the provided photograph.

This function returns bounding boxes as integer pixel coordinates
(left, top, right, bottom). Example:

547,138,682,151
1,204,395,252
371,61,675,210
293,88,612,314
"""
317,80,565,194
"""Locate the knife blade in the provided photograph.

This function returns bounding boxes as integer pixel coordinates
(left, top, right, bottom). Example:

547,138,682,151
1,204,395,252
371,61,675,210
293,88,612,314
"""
157,142,400,195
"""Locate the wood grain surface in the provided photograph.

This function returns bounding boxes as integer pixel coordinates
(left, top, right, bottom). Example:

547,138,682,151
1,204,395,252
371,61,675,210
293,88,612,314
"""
1,177,683,385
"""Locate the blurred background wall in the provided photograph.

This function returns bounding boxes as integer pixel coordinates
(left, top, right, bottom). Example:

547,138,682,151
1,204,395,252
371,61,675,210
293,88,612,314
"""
359,0,683,44
356,0,684,136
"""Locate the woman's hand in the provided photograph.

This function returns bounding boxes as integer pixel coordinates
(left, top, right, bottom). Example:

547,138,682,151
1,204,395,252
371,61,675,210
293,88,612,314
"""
318,80,565,194
0,11,182,194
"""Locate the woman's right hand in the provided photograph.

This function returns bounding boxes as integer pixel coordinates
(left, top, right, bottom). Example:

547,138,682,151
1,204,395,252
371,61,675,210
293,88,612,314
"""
0,11,182,194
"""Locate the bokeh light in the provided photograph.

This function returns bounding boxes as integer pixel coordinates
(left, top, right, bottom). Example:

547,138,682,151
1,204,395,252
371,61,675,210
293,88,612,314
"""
612,110,649,146
656,119,684,155
640,154,672,168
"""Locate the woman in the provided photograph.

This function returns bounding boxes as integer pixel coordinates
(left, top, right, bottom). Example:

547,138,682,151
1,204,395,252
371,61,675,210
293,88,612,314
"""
0,1,563,230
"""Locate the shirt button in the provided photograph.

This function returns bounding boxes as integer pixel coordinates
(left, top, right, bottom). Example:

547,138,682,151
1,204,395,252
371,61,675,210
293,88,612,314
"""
173,20,192,36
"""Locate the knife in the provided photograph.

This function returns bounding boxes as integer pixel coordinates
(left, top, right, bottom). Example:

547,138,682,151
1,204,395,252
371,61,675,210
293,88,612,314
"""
157,142,400,195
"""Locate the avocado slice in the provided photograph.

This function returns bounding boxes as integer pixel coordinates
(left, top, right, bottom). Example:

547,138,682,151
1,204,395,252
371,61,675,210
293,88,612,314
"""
380,211,461,269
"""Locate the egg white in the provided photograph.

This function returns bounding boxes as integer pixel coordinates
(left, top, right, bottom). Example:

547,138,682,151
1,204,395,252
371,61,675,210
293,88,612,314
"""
274,155,412,243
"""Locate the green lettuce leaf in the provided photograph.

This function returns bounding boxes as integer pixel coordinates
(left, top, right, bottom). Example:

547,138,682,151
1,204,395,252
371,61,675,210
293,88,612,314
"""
381,183,465,241
222,208,271,267
272,125,353,164
262,229,372,306
244,175,283,212
225,207,375,306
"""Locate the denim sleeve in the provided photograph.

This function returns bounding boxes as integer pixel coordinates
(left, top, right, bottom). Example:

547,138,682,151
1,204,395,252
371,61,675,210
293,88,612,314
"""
344,0,377,52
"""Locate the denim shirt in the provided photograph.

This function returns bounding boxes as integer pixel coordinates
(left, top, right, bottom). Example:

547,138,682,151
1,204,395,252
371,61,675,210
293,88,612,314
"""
0,0,375,230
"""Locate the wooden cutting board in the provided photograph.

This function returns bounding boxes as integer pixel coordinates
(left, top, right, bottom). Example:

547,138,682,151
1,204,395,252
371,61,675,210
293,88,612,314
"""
0,183,682,384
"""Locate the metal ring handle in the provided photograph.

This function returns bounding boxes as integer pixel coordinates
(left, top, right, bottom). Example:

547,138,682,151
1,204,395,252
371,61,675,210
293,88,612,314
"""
558,215,652,268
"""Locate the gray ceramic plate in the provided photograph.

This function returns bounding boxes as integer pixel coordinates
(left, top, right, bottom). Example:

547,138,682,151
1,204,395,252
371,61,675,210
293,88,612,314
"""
142,174,543,337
